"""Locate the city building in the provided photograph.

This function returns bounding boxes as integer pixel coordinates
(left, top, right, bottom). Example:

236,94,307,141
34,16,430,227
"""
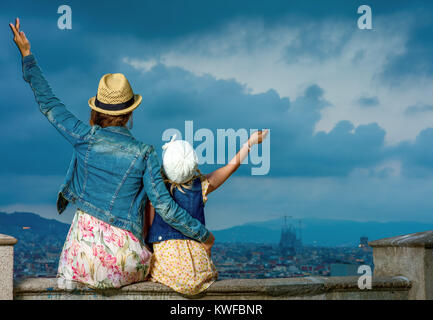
279,215,302,256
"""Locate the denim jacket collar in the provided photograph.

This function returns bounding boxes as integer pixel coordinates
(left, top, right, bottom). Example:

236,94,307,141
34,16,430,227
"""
102,126,132,137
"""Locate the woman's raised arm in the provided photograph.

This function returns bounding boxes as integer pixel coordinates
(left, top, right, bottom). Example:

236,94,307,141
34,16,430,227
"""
9,18,91,146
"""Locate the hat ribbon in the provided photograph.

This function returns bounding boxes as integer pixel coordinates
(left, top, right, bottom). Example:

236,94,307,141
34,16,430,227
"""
94,95,135,111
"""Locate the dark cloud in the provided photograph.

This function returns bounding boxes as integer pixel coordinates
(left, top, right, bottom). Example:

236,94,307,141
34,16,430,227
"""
393,127,433,177
357,96,380,108
379,9,433,84
283,24,352,64
405,104,433,116
125,63,389,177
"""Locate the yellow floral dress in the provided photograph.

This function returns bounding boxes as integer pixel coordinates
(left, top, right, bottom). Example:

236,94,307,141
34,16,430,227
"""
149,177,218,295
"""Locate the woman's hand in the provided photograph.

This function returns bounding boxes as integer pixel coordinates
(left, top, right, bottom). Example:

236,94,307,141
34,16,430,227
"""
9,18,31,57
202,232,215,256
247,129,269,147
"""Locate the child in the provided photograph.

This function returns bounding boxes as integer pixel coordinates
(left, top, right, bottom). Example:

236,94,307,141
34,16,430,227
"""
145,129,269,295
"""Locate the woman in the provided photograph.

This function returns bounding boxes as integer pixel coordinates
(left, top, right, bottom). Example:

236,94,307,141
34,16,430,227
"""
9,18,214,289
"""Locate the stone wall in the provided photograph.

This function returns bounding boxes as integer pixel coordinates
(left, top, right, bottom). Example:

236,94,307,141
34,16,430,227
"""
0,234,17,300
369,230,433,300
13,276,410,300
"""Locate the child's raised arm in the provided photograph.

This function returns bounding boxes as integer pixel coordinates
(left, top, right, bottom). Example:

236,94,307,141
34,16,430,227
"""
206,129,269,195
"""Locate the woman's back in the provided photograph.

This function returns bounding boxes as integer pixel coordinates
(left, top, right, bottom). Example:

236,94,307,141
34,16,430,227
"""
58,124,150,241
72,126,146,210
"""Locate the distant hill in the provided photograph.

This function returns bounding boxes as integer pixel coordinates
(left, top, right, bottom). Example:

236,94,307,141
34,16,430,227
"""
2,211,433,247
213,218,433,246
0,211,70,240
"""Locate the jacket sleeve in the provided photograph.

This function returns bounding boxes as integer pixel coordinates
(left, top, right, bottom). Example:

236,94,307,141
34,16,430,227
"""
142,146,210,242
22,54,91,145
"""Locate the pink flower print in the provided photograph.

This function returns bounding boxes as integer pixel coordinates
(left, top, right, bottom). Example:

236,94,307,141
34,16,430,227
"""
72,262,88,281
111,264,121,274
71,241,80,257
79,216,94,238
92,244,105,257
60,248,69,264
140,249,151,265
116,234,125,247
88,214,99,225
99,220,112,233
103,231,126,247
101,254,117,269
92,243,117,268
103,231,114,244
107,271,122,284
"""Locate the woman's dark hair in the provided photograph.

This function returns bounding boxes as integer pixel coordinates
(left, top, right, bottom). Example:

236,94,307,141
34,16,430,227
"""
89,110,132,128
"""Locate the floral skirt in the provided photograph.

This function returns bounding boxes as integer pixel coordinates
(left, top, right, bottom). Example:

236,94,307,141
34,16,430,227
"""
57,209,152,290
150,239,218,295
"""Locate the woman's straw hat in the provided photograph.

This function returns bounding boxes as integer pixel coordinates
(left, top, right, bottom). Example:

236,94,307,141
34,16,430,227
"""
88,73,142,116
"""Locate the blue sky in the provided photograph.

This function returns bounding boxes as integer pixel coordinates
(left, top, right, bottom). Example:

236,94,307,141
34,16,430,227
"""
2,0,433,230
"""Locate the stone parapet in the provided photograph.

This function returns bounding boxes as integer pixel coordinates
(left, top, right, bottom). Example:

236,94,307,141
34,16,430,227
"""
0,234,18,300
13,276,410,300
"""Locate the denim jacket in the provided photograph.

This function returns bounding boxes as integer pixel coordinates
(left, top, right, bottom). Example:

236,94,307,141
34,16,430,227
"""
147,177,205,243
22,54,210,244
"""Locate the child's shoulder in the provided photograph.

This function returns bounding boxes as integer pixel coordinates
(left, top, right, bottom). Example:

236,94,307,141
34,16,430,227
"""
198,175,209,204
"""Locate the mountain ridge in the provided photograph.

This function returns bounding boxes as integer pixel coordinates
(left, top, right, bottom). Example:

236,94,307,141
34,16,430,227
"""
2,211,433,246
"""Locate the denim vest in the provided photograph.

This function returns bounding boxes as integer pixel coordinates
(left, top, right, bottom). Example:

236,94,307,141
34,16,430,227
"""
22,54,210,244
147,178,205,243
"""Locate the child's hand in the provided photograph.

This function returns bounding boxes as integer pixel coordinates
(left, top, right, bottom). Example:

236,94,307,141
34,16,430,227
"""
248,129,269,146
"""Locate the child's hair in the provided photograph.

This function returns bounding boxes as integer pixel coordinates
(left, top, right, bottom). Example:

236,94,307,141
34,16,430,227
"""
161,168,205,194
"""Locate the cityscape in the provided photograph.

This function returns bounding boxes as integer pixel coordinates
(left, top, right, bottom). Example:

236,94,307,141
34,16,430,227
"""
8,214,373,281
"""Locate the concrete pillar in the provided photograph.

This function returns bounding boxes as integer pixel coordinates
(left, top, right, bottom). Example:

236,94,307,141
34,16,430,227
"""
0,234,17,300
370,230,433,300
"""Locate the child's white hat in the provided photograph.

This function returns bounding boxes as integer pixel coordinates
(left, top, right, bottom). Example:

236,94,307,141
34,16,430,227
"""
162,134,198,184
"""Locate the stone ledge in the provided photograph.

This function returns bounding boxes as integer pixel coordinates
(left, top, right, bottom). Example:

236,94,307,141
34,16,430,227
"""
369,230,433,248
321,275,411,291
0,234,18,246
13,276,411,300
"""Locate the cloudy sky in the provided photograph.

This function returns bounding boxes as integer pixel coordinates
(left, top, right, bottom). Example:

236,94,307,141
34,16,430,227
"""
2,0,433,230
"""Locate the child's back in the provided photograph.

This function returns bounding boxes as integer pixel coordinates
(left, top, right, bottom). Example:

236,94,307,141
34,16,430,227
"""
147,177,206,243
146,130,268,295
146,136,217,295
147,175,217,295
